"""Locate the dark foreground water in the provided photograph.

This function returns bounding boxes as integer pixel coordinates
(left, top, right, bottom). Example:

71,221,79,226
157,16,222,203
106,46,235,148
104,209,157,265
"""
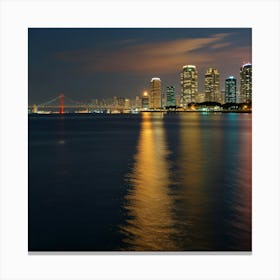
28,112,251,251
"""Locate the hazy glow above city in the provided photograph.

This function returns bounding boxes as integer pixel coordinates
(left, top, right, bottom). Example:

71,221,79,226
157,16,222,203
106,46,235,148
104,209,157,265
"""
28,28,251,104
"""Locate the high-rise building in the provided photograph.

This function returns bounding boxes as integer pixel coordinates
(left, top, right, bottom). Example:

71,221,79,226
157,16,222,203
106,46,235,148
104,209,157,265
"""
117,97,125,108
236,90,241,103
225,76,237,103
141,91,149,110
220,89,226,104
135,96,141,109
124,98,131,109
166,86,176,107
196,92,205,103
204,68,220,102
32,104,38,113
240,63,252,103
180,65,198,107
149,78,162,109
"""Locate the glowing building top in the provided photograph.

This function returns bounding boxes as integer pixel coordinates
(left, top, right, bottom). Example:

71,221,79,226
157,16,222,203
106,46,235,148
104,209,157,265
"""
151,77,161,82
241,62,252,68
182,65,196,69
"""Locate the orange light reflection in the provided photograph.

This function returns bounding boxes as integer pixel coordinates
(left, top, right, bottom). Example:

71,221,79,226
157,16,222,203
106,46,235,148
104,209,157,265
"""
121,112,178,251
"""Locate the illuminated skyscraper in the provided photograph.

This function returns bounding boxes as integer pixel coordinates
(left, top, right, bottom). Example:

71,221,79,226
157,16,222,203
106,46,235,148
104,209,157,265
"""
220,89,226,104
124,98,131,109
166,86,176,107
180,65,198,107
116,97,125,109
149,78,162,109
141,91,149,110
240,63,252,103
196,92,205,103
204,68,220,102
135,96,141,109
225,76,237,103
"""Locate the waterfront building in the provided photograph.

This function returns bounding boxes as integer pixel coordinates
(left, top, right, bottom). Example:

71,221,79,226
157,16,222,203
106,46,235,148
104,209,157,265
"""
225,76,237,103
196,92,205,103
236,90,242,103
113,96,118,107
141,91,149,110
117,97,125,108
204,68,220,102
112,97,126,109
176,94,180,107
220,89,225,104
91,98,99,106
240,63,252,103
124,98,131,109
100,98,108,107
135,96,141,109
180,65,198,107
161,92,166,108
166,86,176,107
149,78,162,109
32,104,38,113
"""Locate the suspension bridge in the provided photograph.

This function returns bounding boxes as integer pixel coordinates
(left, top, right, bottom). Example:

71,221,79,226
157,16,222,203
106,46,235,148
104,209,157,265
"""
28,94,123,114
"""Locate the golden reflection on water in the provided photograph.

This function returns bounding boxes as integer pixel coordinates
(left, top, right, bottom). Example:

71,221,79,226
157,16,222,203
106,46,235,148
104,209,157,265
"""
177,113,212,249
121,113,252,251
121,112,178,251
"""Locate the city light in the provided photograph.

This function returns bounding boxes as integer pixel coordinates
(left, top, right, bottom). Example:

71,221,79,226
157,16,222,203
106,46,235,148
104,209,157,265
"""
28,28,253,253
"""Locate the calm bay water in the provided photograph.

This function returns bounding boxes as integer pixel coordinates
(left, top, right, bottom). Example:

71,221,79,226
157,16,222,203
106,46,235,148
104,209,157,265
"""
28,112,251,251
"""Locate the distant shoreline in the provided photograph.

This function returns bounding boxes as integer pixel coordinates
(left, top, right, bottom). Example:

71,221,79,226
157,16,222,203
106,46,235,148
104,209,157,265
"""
28,110,252,116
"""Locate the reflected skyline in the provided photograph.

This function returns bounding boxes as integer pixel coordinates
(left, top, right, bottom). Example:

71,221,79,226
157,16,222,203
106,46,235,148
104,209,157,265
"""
29,112,252,251
120,112,252,251
121,112,179,251
175,113,213,250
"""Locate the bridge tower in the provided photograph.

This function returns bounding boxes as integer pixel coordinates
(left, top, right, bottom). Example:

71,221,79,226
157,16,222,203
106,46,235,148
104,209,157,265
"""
59,93,64,114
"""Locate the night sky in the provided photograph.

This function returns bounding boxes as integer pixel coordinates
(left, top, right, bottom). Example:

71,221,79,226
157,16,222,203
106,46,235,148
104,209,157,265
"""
28,28,251,104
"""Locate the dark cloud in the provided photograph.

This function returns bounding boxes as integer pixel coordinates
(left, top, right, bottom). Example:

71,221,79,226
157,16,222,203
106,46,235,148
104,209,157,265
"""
54,33,248,75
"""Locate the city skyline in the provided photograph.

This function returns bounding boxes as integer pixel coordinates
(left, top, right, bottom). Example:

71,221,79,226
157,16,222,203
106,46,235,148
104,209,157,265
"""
28,28,252,104
27,29,253,253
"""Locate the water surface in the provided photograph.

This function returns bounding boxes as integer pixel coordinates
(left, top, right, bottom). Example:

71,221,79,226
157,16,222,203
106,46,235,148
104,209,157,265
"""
28,112,251,251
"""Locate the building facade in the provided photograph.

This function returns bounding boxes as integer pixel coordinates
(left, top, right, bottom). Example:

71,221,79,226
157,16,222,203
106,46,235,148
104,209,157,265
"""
196,92,205,103
124,98,131,109
204,68,220,102
166,86,176,107
220,89,225,104
135,96,141,109
225,76,237,103
149,78,162,109
240,63,252,103
141,91,149,110
180,65,198,107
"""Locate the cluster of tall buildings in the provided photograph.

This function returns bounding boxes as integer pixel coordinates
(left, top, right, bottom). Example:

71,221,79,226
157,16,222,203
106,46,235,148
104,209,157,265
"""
30,63,252,113
62,62,252,112
141,63,252,110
